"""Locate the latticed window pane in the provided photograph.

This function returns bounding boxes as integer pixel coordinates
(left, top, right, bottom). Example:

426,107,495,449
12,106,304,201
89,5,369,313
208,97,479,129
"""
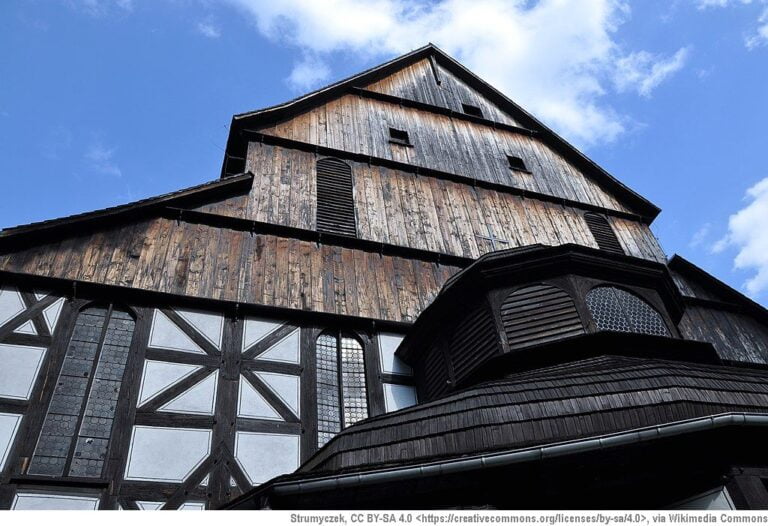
315,332,369,448
586,286,669,336
340,336,368,427
315,333,341,447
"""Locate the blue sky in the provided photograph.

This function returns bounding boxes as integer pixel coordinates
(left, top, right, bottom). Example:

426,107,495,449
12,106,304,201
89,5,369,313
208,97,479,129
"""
1,0,768,305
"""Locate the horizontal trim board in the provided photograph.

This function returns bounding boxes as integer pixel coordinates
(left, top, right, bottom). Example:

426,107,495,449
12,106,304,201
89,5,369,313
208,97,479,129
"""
166,207,473,268
0,270,415,333
239,131,649,224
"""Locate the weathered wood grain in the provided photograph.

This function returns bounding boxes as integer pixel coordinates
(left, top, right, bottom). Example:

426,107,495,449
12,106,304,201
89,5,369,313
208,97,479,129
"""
195,145,666,263
365,58,521,127
0,218,461,323
255,94,632,213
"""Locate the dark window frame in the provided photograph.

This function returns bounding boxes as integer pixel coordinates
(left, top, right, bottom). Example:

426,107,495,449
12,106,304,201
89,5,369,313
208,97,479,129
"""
461,103,483,118
388,127,412,146
315,157,358,238
315,330,370,447
506,155,530,173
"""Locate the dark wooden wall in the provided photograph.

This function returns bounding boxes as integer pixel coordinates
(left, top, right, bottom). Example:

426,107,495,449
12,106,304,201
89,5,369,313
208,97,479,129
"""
197,144,666,262
255,95,634,214
0,218,460,323
365,58,520,127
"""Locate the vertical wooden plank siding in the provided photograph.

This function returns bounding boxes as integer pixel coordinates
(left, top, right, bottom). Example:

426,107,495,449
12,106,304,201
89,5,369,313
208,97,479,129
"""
255,94,632,214
0,218,461,323
364,58,520,127
195,145,665,263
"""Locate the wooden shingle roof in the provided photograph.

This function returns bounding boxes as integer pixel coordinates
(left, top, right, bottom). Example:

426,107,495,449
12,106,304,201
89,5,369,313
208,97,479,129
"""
299,354,768,475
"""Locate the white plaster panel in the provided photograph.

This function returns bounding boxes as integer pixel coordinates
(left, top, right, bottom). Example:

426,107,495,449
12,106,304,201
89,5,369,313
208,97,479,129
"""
377,333,412,375
176,309,224,350
179,501,206,510
0,288,25,329
138,360,202,406
383,383,418,412
149,309,205,354
43,297,65,334
0,343,47,400
257,329,300,364
243,317,283,352
0,412,22,472
234,431,300,485
12,492,100,510
33,291,49,301
159,371,218,416
13,320,37,335
255,371,300,417
238,376,282,421
124,425,212,483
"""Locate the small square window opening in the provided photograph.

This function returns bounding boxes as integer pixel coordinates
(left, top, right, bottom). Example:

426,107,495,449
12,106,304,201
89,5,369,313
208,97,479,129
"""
461,103,483,118
389,128,411,146
507,155,529,172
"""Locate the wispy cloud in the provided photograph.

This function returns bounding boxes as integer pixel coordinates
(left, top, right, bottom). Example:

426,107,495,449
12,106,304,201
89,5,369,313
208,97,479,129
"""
287,55,331,91
689,222,712,249
84,142,122,178
614,47,690,97
67,0,134,17
197,20,221,39
712,177,768,297
696,0,768,48
225,0,689,147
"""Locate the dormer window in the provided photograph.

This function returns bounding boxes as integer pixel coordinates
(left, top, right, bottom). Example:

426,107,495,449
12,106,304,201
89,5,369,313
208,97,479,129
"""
507,155,529,173
389,127,411,146
461,103,483,118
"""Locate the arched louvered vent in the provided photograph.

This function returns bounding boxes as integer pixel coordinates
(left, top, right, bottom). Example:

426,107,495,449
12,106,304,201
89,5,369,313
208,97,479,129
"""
584,213,624,254
586,286,670,336
316,158,357,237
501,284,585,350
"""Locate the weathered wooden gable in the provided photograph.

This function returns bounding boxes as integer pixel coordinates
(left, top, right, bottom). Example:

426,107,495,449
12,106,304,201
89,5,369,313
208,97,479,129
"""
365,57,520,126
197,144,666,263
255,94,635,214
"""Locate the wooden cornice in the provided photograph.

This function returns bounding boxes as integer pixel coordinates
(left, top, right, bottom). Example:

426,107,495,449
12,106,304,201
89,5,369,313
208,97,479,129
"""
236,131,649,223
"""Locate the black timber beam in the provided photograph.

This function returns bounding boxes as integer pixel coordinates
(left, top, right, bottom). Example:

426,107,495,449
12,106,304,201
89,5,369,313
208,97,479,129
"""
0,270,414,334
350,87,538,137
164,207,474,269
238,130,649,224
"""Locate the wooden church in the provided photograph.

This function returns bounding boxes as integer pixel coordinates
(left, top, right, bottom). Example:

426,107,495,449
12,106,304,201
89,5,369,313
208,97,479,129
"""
1,44,768,510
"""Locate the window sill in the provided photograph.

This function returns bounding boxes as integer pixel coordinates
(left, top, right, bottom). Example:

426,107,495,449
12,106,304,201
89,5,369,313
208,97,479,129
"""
389,140,414,148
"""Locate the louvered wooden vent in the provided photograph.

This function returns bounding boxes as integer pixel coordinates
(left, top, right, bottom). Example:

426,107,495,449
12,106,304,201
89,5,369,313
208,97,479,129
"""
501,284,585,350
584,213,624,254
316,158,357,237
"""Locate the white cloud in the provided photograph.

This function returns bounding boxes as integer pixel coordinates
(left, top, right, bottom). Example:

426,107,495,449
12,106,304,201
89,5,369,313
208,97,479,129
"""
287,55,331,91
225,0,688,147
197,21,221,39
696,0,768,48
614,47,690,97
85,143,122,178
689,222,711,248
68,0,133,16
745,7,768,48
712,177,768,296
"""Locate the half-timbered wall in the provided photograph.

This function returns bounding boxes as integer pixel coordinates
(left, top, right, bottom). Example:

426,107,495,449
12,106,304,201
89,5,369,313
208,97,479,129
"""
196,144,666,262
365,58,520,127
255,94,633,214
0,219,460,323
0,283,416,509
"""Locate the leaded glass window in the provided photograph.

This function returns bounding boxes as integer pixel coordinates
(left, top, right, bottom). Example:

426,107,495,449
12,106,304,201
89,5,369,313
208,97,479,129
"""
585,286,670,337
315,332,368,447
